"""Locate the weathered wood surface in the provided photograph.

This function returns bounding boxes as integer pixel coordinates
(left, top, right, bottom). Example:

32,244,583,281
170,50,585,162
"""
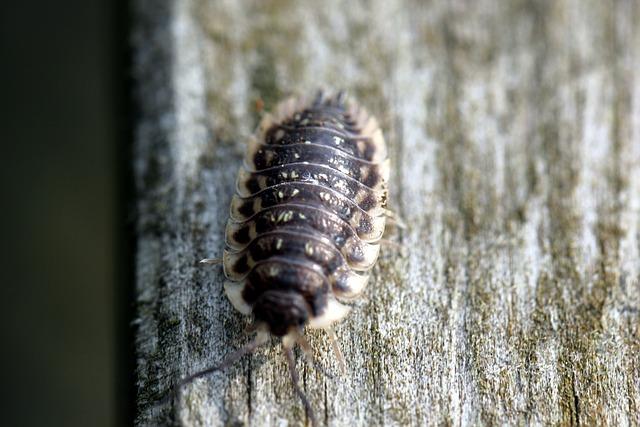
132,0,640,425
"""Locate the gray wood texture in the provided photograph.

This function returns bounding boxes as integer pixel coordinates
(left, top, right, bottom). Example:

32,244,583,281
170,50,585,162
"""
132,0,640,425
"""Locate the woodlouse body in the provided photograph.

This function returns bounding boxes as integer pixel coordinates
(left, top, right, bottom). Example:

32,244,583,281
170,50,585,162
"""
181,92,389,425
223,91,389,337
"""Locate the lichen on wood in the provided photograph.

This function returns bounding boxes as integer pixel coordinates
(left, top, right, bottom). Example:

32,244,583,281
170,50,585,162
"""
133,0,640,425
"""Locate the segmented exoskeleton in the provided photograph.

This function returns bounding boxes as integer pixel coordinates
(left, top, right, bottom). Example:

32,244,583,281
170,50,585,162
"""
183,90,389,425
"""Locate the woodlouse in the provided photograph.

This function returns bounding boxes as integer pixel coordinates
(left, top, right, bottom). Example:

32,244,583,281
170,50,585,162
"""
182,90,389,425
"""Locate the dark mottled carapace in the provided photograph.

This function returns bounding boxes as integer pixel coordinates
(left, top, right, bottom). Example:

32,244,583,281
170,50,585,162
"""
223,91,388,336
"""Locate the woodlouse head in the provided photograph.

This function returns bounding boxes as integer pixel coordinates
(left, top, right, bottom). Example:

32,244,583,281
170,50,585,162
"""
252,290,311,336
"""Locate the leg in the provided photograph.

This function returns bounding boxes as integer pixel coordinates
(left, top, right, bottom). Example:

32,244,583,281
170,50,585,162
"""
326,327,347,374
384,209,407,229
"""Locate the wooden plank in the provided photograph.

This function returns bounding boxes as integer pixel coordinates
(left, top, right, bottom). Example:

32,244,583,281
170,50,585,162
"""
132,0,640,425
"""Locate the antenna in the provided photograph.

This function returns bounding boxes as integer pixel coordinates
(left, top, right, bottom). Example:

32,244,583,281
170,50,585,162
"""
284,345,318,427
178,331,269,387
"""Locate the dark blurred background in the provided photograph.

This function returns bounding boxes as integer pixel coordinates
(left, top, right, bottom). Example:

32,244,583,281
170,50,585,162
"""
1,1,132,426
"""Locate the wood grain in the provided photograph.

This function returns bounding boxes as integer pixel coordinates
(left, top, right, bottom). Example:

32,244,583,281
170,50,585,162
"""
132,0,640,425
